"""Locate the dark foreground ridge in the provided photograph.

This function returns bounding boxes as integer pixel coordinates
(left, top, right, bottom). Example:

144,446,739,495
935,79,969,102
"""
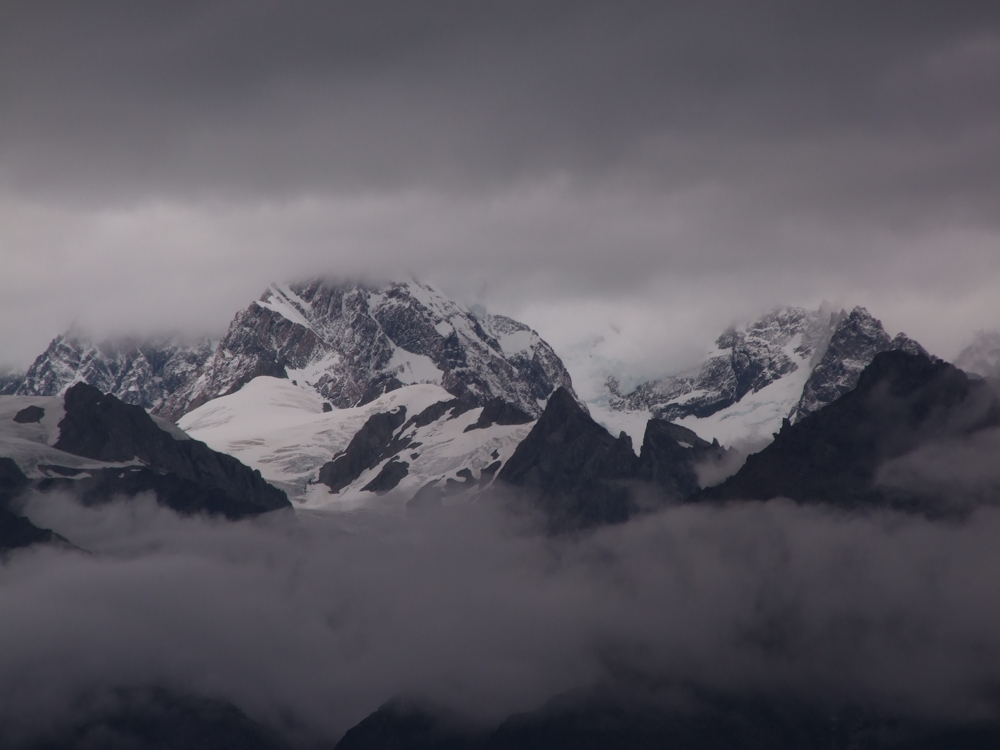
23,688,302,750
336,689,1000,750
496,388,730,532
46,382,290,519
698,350,1000,511
0,456,66,554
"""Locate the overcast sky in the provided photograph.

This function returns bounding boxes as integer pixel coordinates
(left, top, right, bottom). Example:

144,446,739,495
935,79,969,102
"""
1,1,999,373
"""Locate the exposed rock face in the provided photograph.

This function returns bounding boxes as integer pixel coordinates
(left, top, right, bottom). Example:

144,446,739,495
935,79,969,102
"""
11,281,575,423
0,506,64,554
13,334,213,415
699,351,1000,511
463,397,532,432
789,307,927,422
51,383,290,518
610,305,927,431
955,330,1000,380
13,405,45,424
163,280,577,420
497,387,641,531
495,388,730,531
318,407,408,493
0,455,29,507
636,420,728,501
609,307,827,419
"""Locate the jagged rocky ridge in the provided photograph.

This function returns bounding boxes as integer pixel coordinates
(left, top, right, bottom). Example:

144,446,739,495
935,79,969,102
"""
697,350,1000,513
6,334,214,410
169,280,574,420
495,388,731,532
608,305,926,433
6,280,576,424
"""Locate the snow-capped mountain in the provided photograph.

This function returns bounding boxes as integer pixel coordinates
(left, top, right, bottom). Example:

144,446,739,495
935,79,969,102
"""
5,279,576,424
954,330,1000,380
6,334,214,412
163,280,575,421
603,306,926,447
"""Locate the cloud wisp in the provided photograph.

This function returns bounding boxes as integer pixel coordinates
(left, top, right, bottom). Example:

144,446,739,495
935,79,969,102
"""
4,486,1000,743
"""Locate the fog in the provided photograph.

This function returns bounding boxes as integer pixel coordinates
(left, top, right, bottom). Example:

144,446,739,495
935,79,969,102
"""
3,487,1000,744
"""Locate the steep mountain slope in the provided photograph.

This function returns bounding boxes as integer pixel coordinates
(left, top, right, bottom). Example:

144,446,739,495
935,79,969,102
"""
11,334,214,412
604,305,925,446
698,351,1000,512
162,280,575,421
7,280,576,426
0,384,290,521
496,387,731,532
788,307,926,422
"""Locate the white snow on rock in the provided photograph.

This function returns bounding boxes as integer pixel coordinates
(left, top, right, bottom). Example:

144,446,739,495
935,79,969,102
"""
163,279,577,421
590,305,927,449
0,395,144,477
179,376,532,509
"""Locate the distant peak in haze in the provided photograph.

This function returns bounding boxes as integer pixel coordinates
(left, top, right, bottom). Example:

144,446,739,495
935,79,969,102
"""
602,304,927,446
954,330,1000,380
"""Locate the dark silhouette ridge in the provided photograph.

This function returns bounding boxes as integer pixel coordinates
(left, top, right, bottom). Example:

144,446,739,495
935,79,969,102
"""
51,383,290,518
697,351,1000,511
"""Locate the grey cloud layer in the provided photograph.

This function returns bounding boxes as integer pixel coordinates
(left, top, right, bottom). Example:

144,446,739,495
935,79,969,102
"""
1,2,999,372
6,490,1000,743
3,2,998,204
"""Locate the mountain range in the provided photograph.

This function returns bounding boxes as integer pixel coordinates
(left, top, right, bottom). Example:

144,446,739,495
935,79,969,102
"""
7,280,1000,517
4,279,1000,749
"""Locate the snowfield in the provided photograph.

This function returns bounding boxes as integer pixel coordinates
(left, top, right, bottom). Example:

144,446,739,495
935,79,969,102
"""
179,377,534,510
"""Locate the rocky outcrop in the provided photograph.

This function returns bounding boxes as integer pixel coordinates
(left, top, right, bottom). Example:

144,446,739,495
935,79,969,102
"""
463,397,532,432
51,383,290,518
789,307,927,422
496,387,740,531
609,305,928,438
636,420,728,501
497,387,641,531
318,407,408,493
698,351,1000,511
163,280,577,420
0,371,22,395
7,280,575,424
609,307,825,420
14,334,213,416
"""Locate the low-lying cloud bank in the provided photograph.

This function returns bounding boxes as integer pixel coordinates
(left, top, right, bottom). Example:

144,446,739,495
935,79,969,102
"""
4,489,1000,744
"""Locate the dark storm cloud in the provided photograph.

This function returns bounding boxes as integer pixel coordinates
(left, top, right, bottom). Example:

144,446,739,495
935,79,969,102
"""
1,1,999,372
6,489,1000,744
2,1,999,210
